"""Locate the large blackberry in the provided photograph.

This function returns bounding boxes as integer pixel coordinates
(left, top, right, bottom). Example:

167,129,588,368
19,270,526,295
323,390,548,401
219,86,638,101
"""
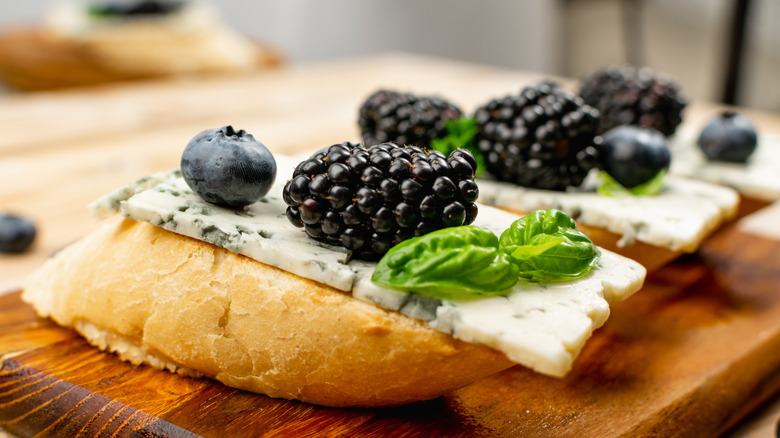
284,142,479,260
579,65,687,136
474,82,601,191
358,90,463,148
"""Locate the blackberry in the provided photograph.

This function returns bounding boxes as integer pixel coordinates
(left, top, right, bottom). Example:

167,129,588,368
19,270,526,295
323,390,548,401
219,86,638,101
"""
284,142,479,260
579,65,687,136
358,89,463,148
473,82,601,191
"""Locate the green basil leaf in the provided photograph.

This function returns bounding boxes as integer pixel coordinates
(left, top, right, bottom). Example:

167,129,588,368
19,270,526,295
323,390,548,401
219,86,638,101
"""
371,225,519,300
499,209,600,282
597,169,667,198
430,117,486,177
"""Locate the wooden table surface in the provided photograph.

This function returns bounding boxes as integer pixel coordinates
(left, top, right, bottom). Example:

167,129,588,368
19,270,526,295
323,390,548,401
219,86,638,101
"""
2,52,780,437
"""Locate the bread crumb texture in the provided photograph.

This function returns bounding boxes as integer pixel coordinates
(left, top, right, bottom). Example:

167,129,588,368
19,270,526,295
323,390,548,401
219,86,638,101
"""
23,216,513,407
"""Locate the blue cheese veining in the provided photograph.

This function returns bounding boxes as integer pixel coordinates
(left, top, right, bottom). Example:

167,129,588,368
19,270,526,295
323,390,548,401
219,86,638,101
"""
669,125,780,202
89,155,646,378
477,172,739,252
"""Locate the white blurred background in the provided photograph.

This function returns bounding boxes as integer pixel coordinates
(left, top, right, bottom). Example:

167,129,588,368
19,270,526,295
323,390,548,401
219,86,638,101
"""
1,0,779,111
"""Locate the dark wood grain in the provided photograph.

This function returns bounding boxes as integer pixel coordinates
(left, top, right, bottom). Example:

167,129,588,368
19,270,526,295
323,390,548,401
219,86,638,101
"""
2,219,780,437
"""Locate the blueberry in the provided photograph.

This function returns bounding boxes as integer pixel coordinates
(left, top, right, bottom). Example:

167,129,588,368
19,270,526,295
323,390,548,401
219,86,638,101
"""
181,126,276,208
0,213,36,254
697,111,758,163
598,126,671,188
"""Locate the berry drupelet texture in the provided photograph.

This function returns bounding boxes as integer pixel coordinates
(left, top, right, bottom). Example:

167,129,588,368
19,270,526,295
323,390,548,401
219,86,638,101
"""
473,82,601,191
579,65,688,137
284,142,479,260
358,89,463,148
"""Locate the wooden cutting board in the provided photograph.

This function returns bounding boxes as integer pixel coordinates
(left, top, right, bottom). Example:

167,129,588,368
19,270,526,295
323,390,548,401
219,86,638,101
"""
2,218,780,438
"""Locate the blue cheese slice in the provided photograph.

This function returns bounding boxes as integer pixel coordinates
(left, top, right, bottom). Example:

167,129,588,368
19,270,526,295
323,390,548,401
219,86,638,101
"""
669,125,780,202
89,155,646,378
477,174,739,252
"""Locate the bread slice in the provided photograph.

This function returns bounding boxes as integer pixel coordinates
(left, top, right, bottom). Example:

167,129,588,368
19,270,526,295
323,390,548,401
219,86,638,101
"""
477,175,740,271
0,27,281,92
22,215,514,408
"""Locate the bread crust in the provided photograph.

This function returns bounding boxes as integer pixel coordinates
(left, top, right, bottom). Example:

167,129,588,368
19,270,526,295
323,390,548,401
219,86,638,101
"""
22,215,514,407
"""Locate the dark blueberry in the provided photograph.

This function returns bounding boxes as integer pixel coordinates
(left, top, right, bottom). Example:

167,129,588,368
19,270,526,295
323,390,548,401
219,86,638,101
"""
598,125,671,188
697,111,758,163
181,125,276,208
0,213,36,254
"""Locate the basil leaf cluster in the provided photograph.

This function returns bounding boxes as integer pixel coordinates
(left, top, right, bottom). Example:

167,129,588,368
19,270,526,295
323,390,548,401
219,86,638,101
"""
371,226,519,300
371,209,600,300
499,209,600,283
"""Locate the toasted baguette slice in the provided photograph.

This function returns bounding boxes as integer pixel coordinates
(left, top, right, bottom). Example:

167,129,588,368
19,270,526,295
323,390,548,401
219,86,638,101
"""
22,215,514,408
477,175,740,272
0,27,282,92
